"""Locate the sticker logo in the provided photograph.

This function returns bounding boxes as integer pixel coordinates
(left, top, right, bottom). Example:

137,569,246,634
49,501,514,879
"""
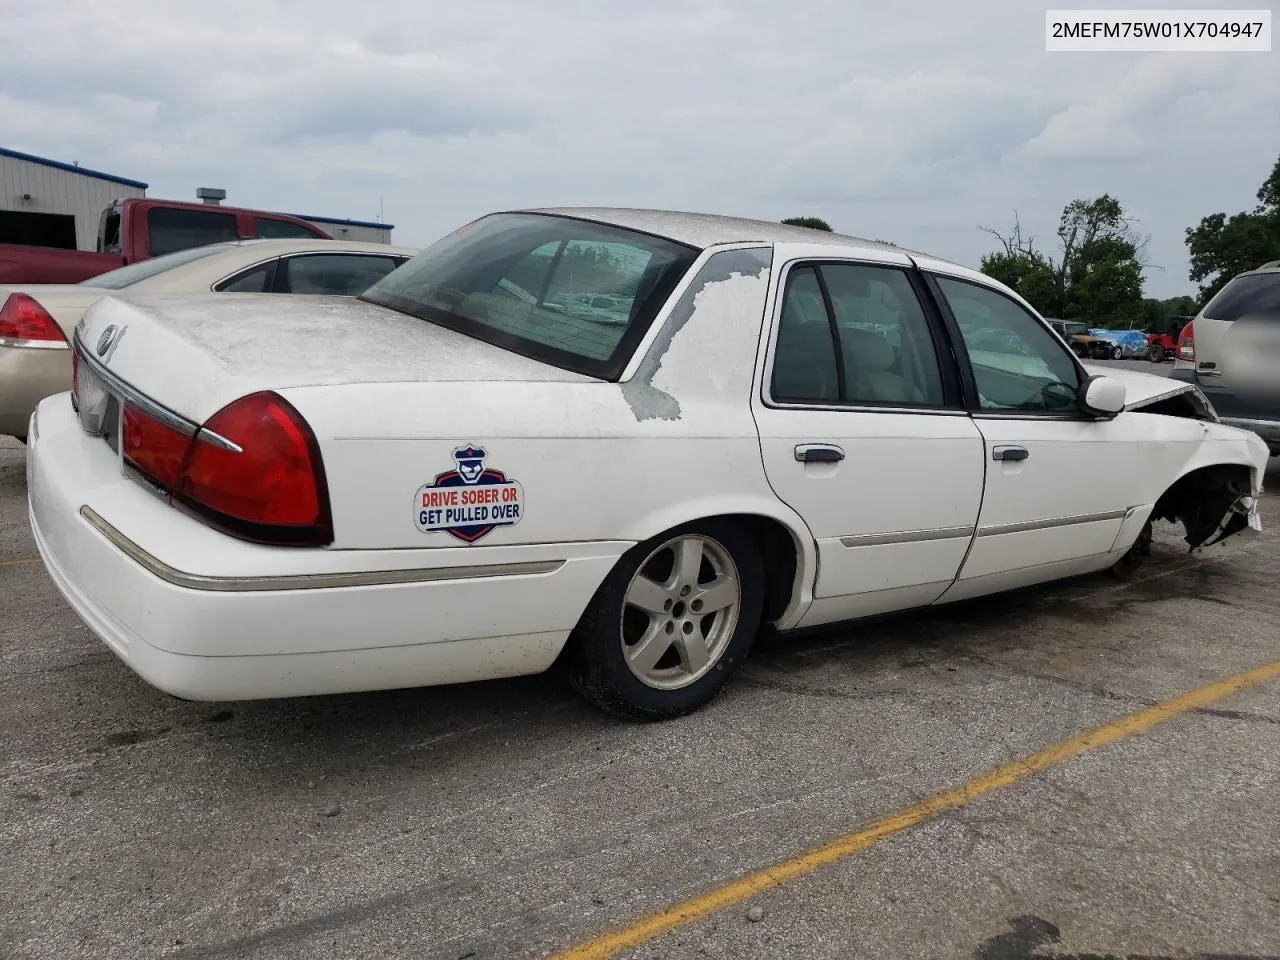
413,445,525,543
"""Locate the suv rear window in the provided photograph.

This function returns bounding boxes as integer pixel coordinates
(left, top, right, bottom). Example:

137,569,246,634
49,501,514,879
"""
361,213,699,379
1202,273,1280,322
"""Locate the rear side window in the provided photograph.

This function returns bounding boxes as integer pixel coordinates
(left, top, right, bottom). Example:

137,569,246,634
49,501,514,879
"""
361,213,698,380
147,208,239,257
283,254,401,295
216,262,277,293
255,217,319,240
1202,273,1280,322
771,262,946,407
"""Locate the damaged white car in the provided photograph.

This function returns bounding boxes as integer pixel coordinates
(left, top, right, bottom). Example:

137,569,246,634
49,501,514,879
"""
27,209,1268,720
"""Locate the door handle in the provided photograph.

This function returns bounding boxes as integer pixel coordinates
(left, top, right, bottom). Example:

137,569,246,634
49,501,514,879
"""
795,443,845,464
992,445,1029,462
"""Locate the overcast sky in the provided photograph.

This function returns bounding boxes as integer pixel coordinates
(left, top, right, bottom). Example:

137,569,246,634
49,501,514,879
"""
2,0,1275,298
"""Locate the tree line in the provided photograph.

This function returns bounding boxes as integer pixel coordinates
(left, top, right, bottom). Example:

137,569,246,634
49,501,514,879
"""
782,152,1280,331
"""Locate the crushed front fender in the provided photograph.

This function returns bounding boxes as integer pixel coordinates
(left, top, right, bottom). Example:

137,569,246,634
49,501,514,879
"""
1190,493,1262,559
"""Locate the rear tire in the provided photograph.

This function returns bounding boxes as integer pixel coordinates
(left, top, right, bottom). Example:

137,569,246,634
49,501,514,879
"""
1149,345,1165,363
566,520,764,721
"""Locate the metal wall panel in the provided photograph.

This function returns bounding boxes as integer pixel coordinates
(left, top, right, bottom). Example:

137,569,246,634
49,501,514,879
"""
0,155,146,250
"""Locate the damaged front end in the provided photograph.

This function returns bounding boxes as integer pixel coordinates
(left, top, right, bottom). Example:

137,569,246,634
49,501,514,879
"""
1153,464,1261,558
1113,465,1261,579
1123,377,1265,554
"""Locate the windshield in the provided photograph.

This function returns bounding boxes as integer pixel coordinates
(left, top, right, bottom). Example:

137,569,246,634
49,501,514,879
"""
361,213,699,379
80,242,239,290
1202,273,1280,322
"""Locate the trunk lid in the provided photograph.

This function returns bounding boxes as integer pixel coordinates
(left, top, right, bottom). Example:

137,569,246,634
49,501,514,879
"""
75,293,594,423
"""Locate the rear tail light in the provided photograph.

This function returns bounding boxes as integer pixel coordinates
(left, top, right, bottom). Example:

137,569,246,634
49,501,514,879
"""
0,293,68,348
121,391,332,547
123,403,191,490
1178,323,1195,362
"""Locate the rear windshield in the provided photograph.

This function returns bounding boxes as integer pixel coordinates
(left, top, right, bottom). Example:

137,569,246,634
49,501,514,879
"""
1202,273,1280,322
360,213,699,380
81,243,238,290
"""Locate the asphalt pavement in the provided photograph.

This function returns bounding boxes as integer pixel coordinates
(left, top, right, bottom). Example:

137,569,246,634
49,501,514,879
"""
2,373,1278,960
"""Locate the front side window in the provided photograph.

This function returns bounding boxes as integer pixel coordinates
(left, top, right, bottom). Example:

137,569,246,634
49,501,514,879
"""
284,254,400,295
98,209,122,254
147,207,240,257
935,276,1082,413
771,262,946,407
361,213,698,379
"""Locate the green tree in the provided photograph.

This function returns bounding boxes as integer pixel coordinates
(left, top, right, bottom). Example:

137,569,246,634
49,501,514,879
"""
781,216,832,232
1185,155,1280,301
979,197,1149,326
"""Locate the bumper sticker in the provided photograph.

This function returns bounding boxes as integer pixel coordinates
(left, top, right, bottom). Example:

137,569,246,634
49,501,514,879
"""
413,445,524,543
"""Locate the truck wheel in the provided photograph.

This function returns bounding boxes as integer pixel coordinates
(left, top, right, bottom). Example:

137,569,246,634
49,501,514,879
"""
1149,345,1165,363
566,520,764,721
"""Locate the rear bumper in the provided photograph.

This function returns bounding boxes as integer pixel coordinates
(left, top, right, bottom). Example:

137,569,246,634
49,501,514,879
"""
0,344,70,437
1171,371,1280,452
27,396,626,701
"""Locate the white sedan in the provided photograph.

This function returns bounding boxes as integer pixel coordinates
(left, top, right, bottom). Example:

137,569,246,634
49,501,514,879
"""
26,209,1268,720
0,238,417,438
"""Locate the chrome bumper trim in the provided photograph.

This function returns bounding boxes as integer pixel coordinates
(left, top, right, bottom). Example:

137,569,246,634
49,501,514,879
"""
79,506,564,592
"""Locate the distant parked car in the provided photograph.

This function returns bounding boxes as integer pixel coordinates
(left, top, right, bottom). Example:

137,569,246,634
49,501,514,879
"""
0,238,418,439
0,195,339,285
1090,328,1148,360
1146,316,1192,362
1046,318,1112,359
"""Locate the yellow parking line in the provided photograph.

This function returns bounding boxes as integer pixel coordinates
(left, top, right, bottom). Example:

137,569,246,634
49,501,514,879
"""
553,658,1280,960
0,557,42,568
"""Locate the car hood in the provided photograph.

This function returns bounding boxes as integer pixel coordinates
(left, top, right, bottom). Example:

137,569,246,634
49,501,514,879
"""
1080,363,1197,409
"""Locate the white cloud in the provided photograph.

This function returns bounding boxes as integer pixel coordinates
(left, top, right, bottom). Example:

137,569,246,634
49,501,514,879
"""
0,0,1275,297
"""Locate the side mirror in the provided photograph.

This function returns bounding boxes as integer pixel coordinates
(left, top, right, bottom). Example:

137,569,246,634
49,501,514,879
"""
1080,374,1126,418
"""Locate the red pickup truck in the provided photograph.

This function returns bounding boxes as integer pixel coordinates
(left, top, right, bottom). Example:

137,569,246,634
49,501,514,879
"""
0,197,332,284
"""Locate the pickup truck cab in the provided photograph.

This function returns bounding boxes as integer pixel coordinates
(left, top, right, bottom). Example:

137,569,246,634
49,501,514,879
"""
0,198,331,285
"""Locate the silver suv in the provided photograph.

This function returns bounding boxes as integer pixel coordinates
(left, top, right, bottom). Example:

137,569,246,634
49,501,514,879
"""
1172,261,1280,455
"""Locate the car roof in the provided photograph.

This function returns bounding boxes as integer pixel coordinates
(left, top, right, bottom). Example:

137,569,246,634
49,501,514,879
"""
205,238,419,256
519,206,945,262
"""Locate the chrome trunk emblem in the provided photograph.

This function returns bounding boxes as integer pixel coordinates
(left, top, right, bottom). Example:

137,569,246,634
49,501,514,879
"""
96,324,123,358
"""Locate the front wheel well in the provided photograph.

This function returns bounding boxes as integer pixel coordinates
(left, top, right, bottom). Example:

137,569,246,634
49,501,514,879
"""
1152,463,1254,549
